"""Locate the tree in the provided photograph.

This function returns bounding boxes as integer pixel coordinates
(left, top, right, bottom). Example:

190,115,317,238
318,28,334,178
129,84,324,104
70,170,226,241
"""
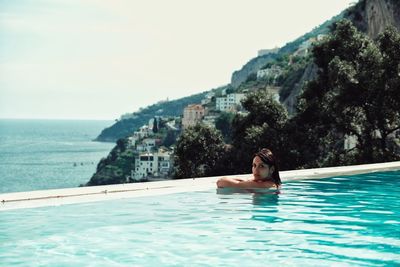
162,129,178,147
230,89,289,173
375,26,400,157
225,86,235,94
297,20,400,165
174,124,225,178
215,112,235,143
152,117,158,133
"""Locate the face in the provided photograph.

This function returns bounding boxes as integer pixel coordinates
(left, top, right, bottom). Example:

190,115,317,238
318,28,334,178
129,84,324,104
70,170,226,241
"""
252,156,273,181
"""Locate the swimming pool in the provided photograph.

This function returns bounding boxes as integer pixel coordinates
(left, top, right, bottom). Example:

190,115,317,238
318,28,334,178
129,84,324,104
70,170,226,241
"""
1,170,400,266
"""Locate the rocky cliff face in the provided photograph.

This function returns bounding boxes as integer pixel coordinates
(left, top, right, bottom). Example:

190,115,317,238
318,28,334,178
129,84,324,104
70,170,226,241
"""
230,10,344,91
282,0,400,114
282,63,318,115
346,0,400,39
230,54,276,88
366,0,398,38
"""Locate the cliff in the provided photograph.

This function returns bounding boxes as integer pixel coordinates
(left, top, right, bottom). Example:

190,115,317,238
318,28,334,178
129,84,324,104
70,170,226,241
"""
281,0,400,114
230,12,344,89
230,53,278,88
282,63,318,115
346,0,400,39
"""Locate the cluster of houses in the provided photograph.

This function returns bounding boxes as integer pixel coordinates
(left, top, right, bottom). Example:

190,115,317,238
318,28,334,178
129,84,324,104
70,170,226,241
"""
182,91,247,129
126,118,175,181
126,89,250,181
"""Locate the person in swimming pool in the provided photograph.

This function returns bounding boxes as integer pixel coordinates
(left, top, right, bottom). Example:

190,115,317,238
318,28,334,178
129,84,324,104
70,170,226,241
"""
216,148,281,189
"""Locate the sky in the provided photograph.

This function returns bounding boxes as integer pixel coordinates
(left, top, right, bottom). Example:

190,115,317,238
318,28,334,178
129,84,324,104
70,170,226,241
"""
0,0,356,120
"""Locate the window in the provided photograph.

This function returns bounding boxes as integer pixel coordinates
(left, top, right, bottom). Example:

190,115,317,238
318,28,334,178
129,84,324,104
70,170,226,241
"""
162,162,169,167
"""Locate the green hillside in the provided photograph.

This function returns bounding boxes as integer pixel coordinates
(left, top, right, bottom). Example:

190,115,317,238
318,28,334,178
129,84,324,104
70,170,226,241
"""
96,91,210,142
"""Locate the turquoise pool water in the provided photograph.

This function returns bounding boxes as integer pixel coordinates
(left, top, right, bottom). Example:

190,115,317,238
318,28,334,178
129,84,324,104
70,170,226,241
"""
1,171,400,266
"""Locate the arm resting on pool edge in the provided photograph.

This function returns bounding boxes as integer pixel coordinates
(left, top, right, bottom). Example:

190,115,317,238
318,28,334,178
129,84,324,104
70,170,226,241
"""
216,177,276,189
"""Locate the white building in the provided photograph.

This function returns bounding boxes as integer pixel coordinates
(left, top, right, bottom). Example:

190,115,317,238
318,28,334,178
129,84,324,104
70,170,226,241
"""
148,118,155,130
127,125,152,147
133,125,151,139
136,138,157,152
344,134,357,150
133,150,172,180
143,138,156,149
201,92,215,105
216,93,245,112
127,135,139,147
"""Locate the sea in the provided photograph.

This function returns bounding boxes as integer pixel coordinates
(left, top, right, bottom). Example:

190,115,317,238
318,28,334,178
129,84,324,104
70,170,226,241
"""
0,119,115,194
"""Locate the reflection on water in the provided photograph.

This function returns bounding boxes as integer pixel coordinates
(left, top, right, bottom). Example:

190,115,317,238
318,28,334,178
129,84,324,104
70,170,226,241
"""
251,192,280,223
216,188,280,223
216,187,280,196
251,191,280,206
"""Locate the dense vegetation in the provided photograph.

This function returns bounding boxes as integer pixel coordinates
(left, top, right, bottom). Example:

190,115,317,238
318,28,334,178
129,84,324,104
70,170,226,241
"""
173,20,400,178
86,138,135,185
297,20,400,165
174,124,225,178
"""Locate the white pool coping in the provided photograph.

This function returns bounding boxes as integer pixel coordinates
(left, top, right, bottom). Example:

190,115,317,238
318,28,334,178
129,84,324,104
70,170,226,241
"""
1,161,400,211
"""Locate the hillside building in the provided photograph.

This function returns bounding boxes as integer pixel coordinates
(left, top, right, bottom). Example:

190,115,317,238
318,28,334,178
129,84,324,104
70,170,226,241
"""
182,104,205,129
133,150,172,180
216,93,245,112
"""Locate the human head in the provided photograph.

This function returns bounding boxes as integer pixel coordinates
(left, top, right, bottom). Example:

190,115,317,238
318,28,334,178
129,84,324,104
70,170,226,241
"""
252,148,281,187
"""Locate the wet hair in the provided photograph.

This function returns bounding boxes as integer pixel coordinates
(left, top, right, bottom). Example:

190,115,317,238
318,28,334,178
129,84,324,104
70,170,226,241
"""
254,148,281,187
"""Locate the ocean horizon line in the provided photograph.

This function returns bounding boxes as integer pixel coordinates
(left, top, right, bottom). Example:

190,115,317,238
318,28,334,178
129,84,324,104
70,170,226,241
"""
0,117,115,122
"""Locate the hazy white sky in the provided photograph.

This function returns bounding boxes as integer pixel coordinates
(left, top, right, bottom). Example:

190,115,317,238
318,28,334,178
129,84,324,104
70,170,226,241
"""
0,0,355,120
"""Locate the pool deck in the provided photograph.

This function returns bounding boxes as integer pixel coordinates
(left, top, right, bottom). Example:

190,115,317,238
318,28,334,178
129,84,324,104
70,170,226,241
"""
1,161,400,211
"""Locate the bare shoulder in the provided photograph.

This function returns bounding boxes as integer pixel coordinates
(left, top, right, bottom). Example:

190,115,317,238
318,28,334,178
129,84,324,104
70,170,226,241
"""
216,177,278,189
216,176,252,188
